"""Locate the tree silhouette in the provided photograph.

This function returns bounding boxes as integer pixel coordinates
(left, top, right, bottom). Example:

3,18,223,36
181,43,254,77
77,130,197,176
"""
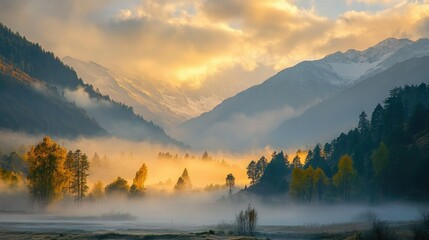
70,150,90,206
246,161,257,185
255,156,268,181
105,177,129,195
174,168,192,191
225,173,235,195
292,155,302,168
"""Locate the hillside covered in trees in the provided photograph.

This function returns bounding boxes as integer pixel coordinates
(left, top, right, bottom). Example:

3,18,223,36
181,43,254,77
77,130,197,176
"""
244,83,429,202
0,23,183,146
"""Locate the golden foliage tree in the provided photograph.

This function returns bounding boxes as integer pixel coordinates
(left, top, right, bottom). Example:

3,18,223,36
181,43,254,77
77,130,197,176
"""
333,155,356,202
290,166,328,203
26,136,68,208
130,162,148,197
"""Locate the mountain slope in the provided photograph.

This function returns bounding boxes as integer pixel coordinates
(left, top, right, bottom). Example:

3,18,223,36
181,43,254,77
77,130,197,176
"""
61,57,184,130
62,56,225,132
180,38,429,151
0,58,106,137
0,23,184,147
269,56,429,148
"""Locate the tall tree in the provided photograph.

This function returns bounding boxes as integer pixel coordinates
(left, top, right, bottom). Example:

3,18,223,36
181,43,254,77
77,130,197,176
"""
26,136,68,208
225,173,236,195
371,104,384,143
130,163,148,197
246,160,257,185
255,156,268,181
70,150,90,206
333,155,356,202
358,111,370,133
290,167,312,202
313,168,329,202
64,151,74,194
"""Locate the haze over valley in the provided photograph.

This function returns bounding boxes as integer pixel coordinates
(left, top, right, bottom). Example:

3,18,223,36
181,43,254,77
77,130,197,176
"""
1,1,429,239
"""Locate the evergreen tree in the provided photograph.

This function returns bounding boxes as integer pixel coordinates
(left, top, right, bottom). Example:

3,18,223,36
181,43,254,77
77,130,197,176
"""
255,156,268,181
292,155,302,168
358,111,370,133
246,160,257,185
174,168,192,191
70,150,90,206
371,104,384,143
225,173,235,195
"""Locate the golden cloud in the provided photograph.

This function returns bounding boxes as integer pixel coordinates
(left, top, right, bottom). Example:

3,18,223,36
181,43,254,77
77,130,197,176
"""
0,0,428,92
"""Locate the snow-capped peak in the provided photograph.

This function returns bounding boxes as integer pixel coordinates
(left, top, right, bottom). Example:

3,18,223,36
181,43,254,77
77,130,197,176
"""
321,38,421,85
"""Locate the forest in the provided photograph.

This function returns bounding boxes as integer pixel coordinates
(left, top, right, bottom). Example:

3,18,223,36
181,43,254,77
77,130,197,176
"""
243,83,429,203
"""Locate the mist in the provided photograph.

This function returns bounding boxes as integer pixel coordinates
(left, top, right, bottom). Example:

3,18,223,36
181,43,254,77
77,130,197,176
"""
1,130,428,240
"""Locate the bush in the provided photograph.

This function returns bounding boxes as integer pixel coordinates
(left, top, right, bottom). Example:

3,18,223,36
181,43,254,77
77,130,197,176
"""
365,212,397,240
235,204,258,236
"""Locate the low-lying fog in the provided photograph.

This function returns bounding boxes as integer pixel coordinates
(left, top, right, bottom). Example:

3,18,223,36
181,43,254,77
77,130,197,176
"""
0,190,426,230
0,131,427,232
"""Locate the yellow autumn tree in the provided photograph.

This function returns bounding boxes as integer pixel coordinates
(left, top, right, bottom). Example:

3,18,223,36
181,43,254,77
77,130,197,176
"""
290,166,328,202
130,162,148,197
333,155,356,202
26,136,68,208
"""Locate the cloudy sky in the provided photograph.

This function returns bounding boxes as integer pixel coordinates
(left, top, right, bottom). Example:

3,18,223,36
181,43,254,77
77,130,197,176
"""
1,0,428,93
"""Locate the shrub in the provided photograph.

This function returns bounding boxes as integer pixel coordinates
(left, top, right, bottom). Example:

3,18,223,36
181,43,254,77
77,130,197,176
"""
235,204,258,236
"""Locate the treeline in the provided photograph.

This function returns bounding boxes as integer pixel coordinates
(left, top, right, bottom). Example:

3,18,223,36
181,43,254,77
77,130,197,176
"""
0,137,238,209
0,137,150,209
245,83,429,202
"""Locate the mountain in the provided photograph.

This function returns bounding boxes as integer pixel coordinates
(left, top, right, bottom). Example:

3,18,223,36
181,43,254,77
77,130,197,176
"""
0,57,106,138
245,83,429,200
180,38,429,151
270,55,429,148
62,57,224,132
0,23,184,147
61,57,183,130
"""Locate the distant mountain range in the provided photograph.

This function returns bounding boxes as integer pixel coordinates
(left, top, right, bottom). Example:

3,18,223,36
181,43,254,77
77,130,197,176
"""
0,23,184,147
180,38,429,151
62,57,224,132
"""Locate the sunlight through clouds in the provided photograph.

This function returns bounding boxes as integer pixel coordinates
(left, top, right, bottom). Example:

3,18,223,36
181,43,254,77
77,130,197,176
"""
0,0,428,93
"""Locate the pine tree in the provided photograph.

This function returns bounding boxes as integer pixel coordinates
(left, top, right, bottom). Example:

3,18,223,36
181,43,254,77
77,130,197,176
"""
246,161,257,185
174,168,192,191
70,150,90,206
225,173,235,195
